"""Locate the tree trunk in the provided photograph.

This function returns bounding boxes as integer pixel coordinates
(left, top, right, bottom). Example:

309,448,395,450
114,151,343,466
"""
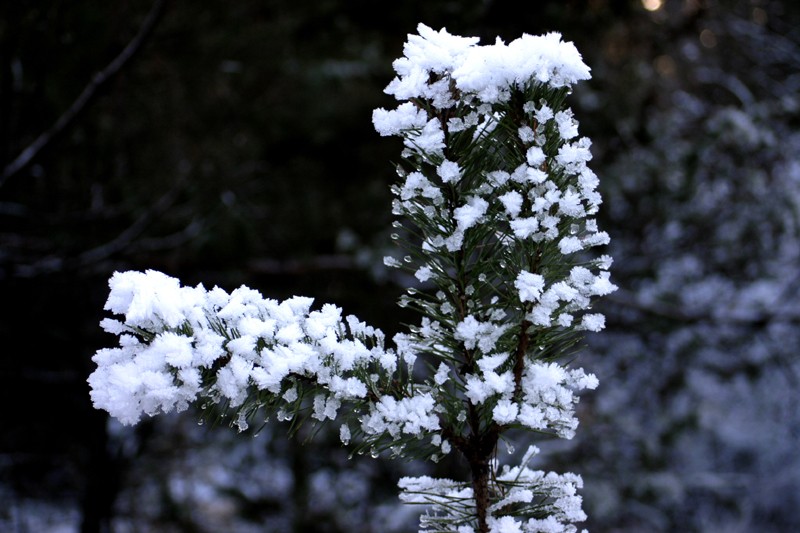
470,456,491,533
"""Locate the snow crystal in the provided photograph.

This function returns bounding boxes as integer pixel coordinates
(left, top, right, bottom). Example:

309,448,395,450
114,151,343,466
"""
558,236,583,255
526,146,546,167
526,167,548,184
454,196,489,232
579,313,606,332
372,102,428,136
437,159,462,183
510,217,540,240
401,171,442,202
534,103,554,123
283,386,298,403
434,362,450,385
413,119,446,155
455,315,508,353
488,516,523,533
469,370,514,404
383,256,402,268
555,109,579,140
557,189,585,218
498,190,524,218
493,399,520,424
415,266,434,282
515,271,546,302
99,318,126,335
153,332,194,369
477,353,510,374
275,322,305,344
336,424,351,446
556,313,574,327
518,125,536,144
597,255,614,270
555,138,592,173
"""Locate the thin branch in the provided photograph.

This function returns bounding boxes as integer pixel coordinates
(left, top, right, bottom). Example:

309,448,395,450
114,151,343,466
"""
0,0,169,187
76,185,184,265
13,181,183,277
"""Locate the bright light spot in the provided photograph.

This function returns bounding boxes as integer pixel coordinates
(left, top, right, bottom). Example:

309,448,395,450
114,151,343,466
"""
642,0,663,11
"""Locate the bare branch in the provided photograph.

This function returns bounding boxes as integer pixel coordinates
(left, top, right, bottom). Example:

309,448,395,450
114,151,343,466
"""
13,180,183,278
0,0,170,187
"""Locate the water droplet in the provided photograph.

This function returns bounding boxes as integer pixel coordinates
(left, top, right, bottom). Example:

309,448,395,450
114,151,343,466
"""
499,261,507,269
391,233,400,240
392,220,402,228
403,255,413,263
506,443,515,455
407,287,418,295
370,448,380,458
478,273,487,282
197,419,204,426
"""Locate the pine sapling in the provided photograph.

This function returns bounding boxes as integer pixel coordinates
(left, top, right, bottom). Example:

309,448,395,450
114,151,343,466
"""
88,24,615,533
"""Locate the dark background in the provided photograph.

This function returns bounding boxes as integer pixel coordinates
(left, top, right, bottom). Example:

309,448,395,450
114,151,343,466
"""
2,1,800,531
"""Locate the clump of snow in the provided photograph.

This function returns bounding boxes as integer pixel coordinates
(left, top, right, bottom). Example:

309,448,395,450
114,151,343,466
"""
88,270,397,426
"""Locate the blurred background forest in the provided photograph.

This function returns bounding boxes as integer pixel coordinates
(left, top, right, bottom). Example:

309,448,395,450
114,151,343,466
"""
2,0,799,531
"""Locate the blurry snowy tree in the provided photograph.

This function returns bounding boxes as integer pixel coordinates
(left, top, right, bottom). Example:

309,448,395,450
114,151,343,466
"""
88,25,616,533
555,1,800,531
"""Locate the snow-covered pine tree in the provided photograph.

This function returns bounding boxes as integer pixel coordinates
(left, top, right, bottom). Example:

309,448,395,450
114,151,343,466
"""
88,24,615,533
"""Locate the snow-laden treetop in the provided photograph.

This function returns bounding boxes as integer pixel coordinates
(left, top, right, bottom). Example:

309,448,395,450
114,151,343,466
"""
386,24,590,106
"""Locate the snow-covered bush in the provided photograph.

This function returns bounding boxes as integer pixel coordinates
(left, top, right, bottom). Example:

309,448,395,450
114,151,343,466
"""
88,24,615,533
